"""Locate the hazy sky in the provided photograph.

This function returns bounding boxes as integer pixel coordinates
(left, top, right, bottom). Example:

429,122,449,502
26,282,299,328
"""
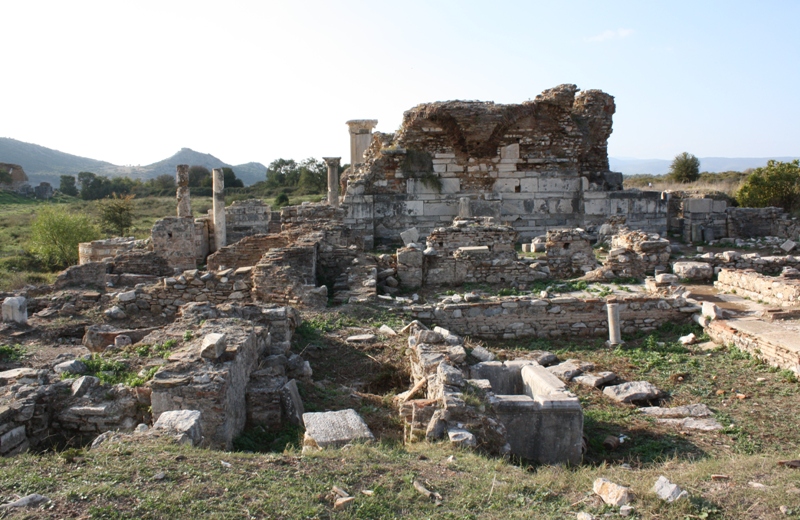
3,0,799,167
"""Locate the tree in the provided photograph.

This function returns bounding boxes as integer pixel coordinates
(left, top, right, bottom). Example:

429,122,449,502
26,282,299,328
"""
151,174,175,191
265,159,299,188
29,206,100,268
736,159,800,212
0,166,11,185
60,175,78,196
98,193,136,236
188,165,211,187
221,167,244,188
668,152,701,183
265,158,326,194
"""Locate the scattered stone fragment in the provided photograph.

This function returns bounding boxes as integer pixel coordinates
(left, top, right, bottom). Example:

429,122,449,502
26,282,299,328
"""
576,513,595,520
672,261,714,281
470,345,495,362
426,410,448,440
573,371,616,388
200,333,227,360
679,333,697,345
302,409,374,449
528,350,558,366
378,324,396,336
400,320,429,334
657,417,723,431
104,306,127,320
447,427,476,448
593,478,633,506
413,480,443,502
653,476,689,502
400,227,420,246
153,472,166,480
749,481,768,489
547,359,594,382
1,296,27,325
346,334,377,343
619,505,634,517
281,379,305,426
114,334,132,347
71,375,99,397
153,410,203,446
54,359,88,375
781,240,797,252
603,381,662,403
639,403,712,418
1,493,50,509
334,496,355,510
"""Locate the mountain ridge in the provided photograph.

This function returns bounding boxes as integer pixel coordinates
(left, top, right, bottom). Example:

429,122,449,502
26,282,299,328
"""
0,138,267,186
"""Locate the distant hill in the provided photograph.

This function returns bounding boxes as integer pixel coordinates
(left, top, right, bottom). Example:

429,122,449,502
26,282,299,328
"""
0,138,266,186
611,156,800,176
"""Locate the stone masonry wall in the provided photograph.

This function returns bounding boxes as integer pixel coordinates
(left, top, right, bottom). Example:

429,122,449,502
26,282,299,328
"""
341,84,669,245
223,199,276,243
79,237,139,265
727,207,800,241
151,217,199,271
409,295,693,340
206,234,291,272
545,229,597,278
714,268,800,307
685,251,800,276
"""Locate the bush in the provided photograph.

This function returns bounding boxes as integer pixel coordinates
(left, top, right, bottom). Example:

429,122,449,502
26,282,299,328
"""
98,193,135,236
668,152,700,183
735,159,800,212
274,193,290,207
28,206,100,268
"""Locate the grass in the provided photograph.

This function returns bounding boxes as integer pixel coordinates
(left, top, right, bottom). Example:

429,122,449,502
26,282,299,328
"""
0,343,26,362
0,438,798,518
63,354,159,388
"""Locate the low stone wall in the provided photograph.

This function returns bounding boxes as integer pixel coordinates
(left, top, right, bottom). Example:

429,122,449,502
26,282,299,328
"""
280,203,346,235
110,250,172,277
426,218,518,255
128,268,255,316
727,207,800,240
714,269,800,307
707,319,800,374
251,236,327,308
689,252,800,276
79,237,139,265
604,229,671,279
206,234,290,271
223,199,277,243
410,295,694,339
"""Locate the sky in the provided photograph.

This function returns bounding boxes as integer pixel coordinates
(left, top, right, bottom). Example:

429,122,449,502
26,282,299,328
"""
2,0,799,168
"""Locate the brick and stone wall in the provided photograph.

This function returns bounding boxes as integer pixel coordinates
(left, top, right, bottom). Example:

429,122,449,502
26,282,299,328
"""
545,229,598,278
109,250,172,277
79,237,140,265
409,294,693,339
714,268,800,306
220,199,277,243
341,84,669,246
151,217,201,271
603,229,671,279
727,207,800,241
206,234,291,271
251,234,327,308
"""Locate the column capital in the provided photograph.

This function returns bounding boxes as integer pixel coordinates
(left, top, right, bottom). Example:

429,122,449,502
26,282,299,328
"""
322,157,341,166
346,119,378,134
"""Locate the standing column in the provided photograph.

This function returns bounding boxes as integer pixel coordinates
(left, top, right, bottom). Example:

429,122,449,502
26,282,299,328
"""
176,164,192,217
323,157,341,207
606,299,622,346
212,168,226,251
346,119,378,173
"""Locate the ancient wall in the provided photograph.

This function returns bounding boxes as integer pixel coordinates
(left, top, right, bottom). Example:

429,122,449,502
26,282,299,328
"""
545,229,597,278
79,237,139,265
109,250,172,277
727,207,800,240
714,268,800,306
426,218,518,255
151,217,199,271
222,199,278,244
206,234,291,271
409,295,693,339
129,267,255,316
0,163,29,191
682,251,800,275
251,234,327,309
341,84,668,246
603,229,671,279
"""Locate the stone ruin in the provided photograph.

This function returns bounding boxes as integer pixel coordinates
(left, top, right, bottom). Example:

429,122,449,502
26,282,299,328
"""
4,85,800,470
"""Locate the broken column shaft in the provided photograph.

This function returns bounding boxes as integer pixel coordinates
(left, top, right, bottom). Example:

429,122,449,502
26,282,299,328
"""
176,164,192,217
212,168,226,251
606,300,622,346
346,119,378,173
323,157,341,208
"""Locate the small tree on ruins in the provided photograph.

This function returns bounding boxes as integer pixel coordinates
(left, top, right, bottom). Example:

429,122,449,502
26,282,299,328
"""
98,193,136,236
668,152,701,183
736,159,800,213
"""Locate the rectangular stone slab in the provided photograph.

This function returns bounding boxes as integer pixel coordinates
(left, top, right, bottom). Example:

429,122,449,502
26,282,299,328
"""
302,409,374,448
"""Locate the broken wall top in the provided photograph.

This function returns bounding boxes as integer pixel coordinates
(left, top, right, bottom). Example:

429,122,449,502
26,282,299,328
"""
345,84,617,194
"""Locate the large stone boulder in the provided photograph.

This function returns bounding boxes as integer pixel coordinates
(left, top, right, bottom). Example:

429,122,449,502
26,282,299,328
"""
152,410,203,446
302,409,374,449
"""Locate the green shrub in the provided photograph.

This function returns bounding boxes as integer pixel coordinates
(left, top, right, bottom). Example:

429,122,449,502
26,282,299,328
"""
735,159,800,212
28,206,100,268
668,152,701,183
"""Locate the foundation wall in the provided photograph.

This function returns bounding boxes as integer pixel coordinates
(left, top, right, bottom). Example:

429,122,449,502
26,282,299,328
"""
714,269,800,307
410,295,693,339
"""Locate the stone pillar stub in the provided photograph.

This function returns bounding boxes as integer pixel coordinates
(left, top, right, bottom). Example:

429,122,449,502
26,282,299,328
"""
212,168,226,251
323,157,341,208
176,164,192,217
346,119,378,172
606,300,622,346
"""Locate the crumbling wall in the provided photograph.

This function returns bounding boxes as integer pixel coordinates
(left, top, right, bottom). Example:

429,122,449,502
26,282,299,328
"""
545,229,597,278
714,268,800,306
206,234,291,271
0,163,29,191
251,234,327,308
727,207,800,240
222,199,278,243
109,250,172,277
679,251,800,276
603,229,671,279
341,85,669,245
151,217,199,271
410,295,693,339
79,237,140,265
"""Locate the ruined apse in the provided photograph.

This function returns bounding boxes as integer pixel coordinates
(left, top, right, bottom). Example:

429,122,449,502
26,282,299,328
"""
341,84,667,246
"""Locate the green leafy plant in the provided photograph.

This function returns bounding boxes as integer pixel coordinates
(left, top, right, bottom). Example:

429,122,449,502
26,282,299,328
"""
0,344,25,362
28,206,100,268
735,159,800,212
668,152,701,183
98,193,135,236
